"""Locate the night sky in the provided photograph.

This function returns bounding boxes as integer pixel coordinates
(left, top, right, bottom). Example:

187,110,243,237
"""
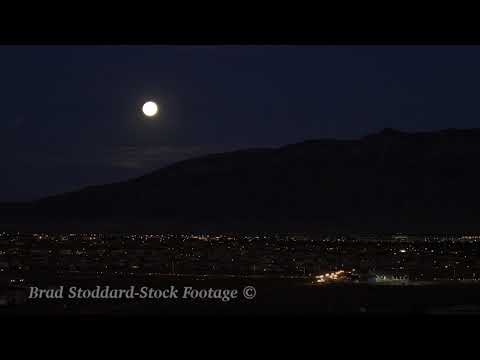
2,45,480,201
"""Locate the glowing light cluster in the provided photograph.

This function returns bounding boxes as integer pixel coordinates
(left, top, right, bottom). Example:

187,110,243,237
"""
315,270,345,283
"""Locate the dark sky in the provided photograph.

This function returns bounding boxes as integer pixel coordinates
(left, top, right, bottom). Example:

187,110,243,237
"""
2,45,480,201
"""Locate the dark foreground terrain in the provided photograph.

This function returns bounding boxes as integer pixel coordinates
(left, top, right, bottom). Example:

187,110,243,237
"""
3,275,480,316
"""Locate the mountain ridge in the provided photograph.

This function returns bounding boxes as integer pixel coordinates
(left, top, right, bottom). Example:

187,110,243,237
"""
3,127,480,233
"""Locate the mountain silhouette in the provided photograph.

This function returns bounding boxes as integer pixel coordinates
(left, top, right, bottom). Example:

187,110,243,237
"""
3,128,480,233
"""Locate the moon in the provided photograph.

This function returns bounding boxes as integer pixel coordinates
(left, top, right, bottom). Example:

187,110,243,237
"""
142,101,158,117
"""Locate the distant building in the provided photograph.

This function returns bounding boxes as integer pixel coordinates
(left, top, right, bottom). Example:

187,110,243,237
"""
392,234,409,241
371,273,409,285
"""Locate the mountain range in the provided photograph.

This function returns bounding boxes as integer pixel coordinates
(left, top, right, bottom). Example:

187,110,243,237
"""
2,128,480,233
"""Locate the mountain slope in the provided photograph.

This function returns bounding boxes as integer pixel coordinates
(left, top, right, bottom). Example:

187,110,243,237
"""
3,128,480,233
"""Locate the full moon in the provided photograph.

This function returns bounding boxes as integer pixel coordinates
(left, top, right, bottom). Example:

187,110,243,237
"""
142,101,158,117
